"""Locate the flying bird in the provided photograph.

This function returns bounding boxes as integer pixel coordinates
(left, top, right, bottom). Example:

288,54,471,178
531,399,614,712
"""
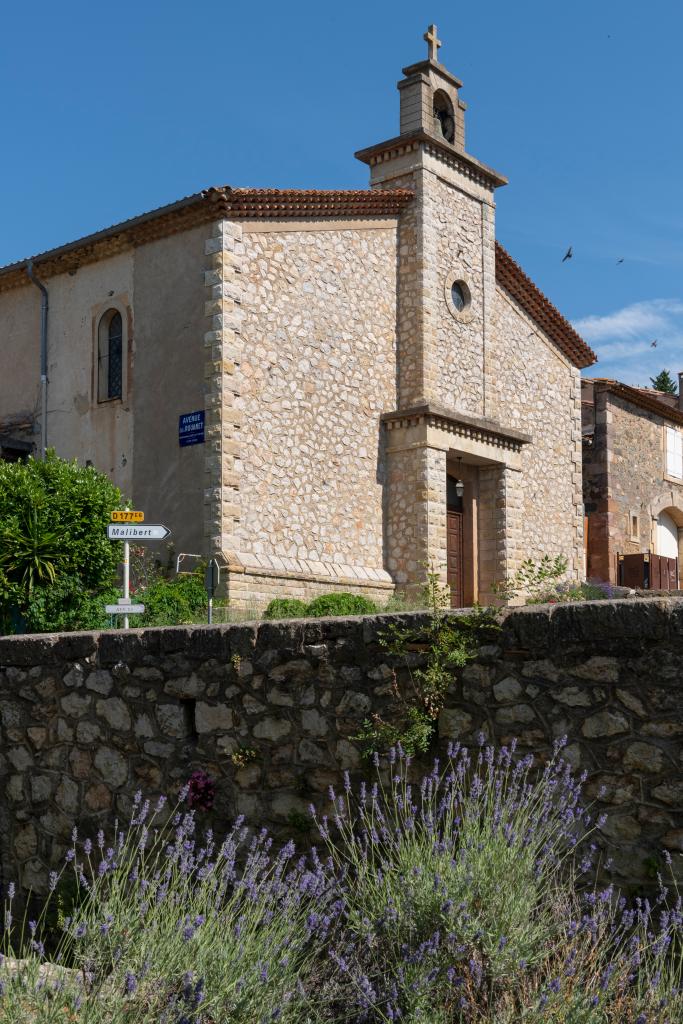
651,340,658,348
562,246,573,263
616,258,624,264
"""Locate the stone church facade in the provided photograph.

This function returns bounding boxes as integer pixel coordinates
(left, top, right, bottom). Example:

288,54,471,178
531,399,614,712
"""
0,29,595,608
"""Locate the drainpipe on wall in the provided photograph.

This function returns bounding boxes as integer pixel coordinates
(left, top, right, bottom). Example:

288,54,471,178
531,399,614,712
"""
26,261,49,459
678,371,683,413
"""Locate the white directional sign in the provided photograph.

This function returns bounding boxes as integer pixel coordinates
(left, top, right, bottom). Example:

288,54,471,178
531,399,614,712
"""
105,604,145,615
107,524,171,541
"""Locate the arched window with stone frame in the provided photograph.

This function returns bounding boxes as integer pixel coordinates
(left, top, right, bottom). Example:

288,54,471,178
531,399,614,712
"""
97,308,124,402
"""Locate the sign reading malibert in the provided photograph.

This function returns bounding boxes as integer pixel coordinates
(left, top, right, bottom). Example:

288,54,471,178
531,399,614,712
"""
107,524,170,540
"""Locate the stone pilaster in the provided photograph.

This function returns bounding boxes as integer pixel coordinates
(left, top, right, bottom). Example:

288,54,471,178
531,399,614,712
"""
478,464,523,603
203,220,244,566
386,442,447,591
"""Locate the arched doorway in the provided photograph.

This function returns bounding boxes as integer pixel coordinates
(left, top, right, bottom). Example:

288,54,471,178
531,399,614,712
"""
649,500,683,588
656,510,679,559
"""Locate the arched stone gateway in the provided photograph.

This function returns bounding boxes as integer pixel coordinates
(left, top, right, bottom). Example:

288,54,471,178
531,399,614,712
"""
646,495,683,589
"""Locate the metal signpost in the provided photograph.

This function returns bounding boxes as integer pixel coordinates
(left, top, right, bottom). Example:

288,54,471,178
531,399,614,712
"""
204,558,221,624
107,512,171,629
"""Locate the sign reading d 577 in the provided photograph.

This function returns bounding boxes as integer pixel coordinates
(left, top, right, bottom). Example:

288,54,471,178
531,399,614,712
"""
111,510,145,523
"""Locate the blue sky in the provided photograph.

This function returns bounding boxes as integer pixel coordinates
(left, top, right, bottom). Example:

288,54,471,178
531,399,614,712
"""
2,0,681,387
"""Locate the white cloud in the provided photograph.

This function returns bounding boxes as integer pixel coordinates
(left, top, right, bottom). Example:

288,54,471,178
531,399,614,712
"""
573,299,683,387
574,299,683,343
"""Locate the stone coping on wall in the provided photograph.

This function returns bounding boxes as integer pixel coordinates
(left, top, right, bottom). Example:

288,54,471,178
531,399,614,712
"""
1,596,681,667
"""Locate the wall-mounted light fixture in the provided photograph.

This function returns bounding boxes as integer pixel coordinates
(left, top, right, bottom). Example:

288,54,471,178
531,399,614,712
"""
455,457,465,498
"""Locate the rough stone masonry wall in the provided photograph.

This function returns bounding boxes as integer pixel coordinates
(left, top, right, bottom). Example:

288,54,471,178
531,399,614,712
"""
427,172,494,418
226,223,399,607
487,288,584,579
3,599,683,896
585,392,683,583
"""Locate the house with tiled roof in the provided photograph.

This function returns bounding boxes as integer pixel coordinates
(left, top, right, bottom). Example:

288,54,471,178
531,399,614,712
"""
582,377,683,588
0,27,596,608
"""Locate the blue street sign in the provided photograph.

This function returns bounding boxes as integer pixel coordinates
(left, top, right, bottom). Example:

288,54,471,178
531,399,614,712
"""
179,410,205,447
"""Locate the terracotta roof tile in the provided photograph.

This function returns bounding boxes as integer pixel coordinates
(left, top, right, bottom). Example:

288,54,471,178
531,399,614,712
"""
214,187,414,218
0,187,414,291
585,378,683,426
495,242,596,369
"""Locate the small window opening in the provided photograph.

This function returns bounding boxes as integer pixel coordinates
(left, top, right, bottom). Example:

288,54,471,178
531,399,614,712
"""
629,514,639,542
451,282,466,311
98,308,124,402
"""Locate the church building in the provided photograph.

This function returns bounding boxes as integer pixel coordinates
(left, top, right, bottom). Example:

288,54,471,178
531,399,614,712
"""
0,28,596,608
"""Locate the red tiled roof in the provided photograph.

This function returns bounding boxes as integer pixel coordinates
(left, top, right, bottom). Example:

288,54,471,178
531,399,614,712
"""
213,187,414,218
586,378,683,426
0,187,414,291
495,242,596,369
0,187,595,375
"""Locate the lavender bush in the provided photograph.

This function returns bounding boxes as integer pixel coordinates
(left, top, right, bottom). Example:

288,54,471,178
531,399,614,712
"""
1,741,682,1023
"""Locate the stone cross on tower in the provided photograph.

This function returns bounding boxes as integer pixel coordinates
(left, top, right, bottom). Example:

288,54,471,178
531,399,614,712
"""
424,24,442,63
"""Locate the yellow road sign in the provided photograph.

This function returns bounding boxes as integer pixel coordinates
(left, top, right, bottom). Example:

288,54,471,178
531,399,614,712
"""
111,510,145,523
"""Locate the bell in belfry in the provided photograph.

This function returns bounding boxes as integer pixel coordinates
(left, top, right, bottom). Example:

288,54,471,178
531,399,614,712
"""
433,95,455,143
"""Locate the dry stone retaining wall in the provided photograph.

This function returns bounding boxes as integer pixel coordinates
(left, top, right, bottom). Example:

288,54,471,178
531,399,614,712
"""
2,598,683,895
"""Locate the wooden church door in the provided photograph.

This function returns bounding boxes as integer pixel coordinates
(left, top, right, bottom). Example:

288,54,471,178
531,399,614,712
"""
446,475,465,608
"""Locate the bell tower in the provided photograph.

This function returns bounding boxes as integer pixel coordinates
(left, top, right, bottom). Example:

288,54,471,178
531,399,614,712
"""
355,25,507,414
357,29,520,605
398,24,467,150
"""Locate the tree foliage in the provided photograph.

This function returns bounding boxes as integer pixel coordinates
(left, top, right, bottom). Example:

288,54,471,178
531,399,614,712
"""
650,369,678,394
0,452,123,634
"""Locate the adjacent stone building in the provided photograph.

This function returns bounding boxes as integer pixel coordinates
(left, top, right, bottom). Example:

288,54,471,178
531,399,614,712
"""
0,27,595,608
582,377,683,586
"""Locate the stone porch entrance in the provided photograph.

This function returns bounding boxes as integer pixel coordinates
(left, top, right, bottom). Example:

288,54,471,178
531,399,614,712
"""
383,403,531,604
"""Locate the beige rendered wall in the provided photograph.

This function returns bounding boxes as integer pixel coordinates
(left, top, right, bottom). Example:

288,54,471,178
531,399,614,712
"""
0,228,206,560
487,286,584,577
0,253,135,494
131,226,207,559
0,284,41,438
234,222,399,587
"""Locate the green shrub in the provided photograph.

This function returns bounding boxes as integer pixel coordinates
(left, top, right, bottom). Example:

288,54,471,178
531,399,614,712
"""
138,572,207,627
0,452,123,634
306,592,377,617
262,597,308,620
23,578,120,634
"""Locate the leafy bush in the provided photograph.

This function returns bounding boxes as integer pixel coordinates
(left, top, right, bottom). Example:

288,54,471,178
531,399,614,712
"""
306,592,377,617
3,742,683,1023
262,592,377,621
22,578,120,634
0,453,123,634
137,572,207,627
262,597,309,620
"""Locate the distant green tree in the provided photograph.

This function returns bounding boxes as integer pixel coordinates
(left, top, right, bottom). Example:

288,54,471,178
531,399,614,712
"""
0,452,123,634
650,369,678,394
